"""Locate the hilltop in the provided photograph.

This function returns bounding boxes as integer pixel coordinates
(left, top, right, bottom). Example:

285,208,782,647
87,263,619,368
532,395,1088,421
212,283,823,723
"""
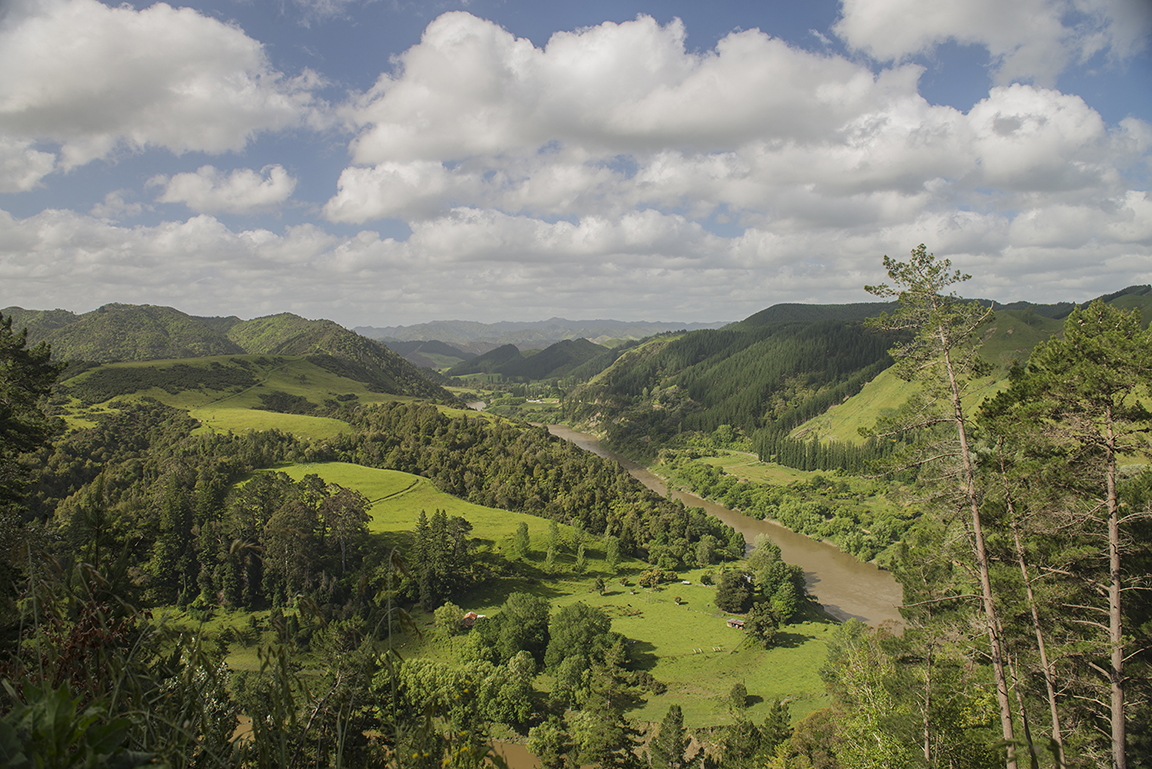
3,303,454,402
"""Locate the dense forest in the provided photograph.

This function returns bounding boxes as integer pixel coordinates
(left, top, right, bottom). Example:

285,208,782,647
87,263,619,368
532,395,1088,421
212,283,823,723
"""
565,318,896,472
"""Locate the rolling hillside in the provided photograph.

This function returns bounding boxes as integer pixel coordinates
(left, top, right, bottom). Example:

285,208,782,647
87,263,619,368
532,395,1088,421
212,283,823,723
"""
565,287,1152,467
4,303,455,402
225,313,452,400
382,339,475,369
4,303,245,361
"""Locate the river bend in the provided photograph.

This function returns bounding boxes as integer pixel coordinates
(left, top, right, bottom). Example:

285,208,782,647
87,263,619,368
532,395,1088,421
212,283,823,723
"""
546,425,903,627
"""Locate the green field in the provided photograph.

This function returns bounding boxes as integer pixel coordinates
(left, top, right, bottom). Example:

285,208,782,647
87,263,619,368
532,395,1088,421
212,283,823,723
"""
792,366,1007,446
695,452,814,485
250,461,832,728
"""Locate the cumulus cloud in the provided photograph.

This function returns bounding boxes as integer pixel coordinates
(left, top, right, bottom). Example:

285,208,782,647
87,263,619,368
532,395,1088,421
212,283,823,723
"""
833,0,1152,86
1,9,1149,326
152,165,298,214
0,136,55,192
342,14,925,164
90,190,143,221
0,0,322,169
329,12,1146,238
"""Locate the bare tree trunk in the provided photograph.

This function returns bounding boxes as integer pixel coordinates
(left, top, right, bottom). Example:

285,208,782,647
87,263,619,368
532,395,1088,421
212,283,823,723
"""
944,342,1017,769
1008,513,1066,769
923,642,934,767
1006,647,1038,769
1105,409,1125,769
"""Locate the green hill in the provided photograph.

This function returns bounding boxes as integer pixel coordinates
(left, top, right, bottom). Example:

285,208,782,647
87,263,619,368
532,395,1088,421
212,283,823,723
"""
1096,284,1152,326
788,291,1147,447
382,339,475,369
565,287,1148,469
567,320,894,459
448,343,523,376
5,303,245,361
223,313,455,401
733,301,897,328
53,354,417,438
3,303,456,402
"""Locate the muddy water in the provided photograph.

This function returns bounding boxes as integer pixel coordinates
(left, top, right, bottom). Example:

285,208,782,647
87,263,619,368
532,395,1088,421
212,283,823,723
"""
546,425,904,627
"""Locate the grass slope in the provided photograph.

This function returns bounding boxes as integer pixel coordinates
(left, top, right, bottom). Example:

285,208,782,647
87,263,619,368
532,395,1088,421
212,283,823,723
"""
791,308,1062,446
227,312,452,400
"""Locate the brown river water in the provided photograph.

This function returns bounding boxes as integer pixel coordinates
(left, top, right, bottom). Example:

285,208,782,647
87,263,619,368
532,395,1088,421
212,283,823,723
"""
545,425,904,627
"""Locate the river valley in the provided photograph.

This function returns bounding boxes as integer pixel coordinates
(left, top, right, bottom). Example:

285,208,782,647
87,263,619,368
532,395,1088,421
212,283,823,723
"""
545,425,904,627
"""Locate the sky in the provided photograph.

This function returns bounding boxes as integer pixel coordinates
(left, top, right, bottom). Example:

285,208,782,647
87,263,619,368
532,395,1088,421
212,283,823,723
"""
1,0,1150,327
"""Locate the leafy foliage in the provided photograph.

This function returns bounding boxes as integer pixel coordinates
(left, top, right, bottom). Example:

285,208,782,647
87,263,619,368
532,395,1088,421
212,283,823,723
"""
1,311,64,510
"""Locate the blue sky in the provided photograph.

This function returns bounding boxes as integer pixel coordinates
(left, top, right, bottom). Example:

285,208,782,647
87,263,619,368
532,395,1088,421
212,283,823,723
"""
1,0,1150,326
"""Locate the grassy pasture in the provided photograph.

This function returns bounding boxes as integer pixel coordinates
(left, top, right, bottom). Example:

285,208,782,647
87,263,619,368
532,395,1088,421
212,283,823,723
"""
791,308,1068,447
193,408,351,439
792,366,1007,446
261,461,832,728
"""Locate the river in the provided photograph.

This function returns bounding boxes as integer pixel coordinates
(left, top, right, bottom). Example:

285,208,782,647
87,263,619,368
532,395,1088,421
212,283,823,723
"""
545,425,904,627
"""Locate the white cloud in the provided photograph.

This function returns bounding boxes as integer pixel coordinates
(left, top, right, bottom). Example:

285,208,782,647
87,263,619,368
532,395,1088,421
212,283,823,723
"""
3,198,1149,326
327,12,1148,260
0,136,55,192
332,13,969,223
0,0,322,169
833,0,1152,86
152,165,298,214
968,84,1117,192
1,9,1149,326
90,190,143,221
341,13,926,164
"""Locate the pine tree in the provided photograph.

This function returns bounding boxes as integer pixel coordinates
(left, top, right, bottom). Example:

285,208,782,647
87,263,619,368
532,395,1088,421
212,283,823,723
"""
983,301,1151,769
650,704,693,769
865,244,1016,768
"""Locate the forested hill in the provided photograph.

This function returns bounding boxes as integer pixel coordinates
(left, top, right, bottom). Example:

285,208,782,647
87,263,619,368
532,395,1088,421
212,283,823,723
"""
2,303,454,401
565,285,1152,465
566,320,894,459
3,303,247,361
226,313,454,399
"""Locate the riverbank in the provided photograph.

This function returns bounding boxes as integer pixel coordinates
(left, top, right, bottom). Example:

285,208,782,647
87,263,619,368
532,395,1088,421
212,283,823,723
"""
545,425,904,627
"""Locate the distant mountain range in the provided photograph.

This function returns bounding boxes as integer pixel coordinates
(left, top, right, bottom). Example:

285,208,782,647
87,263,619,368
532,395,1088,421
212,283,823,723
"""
355,317,727,351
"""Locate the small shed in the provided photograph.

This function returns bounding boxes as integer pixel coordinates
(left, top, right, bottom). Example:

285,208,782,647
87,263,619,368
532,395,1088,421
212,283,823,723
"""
461,611,479,628
727,618,745,629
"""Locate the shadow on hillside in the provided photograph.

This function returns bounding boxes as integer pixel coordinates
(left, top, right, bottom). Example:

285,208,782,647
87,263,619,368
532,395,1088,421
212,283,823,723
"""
626,639,659,673
771,630,812,649
796,597,843,625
